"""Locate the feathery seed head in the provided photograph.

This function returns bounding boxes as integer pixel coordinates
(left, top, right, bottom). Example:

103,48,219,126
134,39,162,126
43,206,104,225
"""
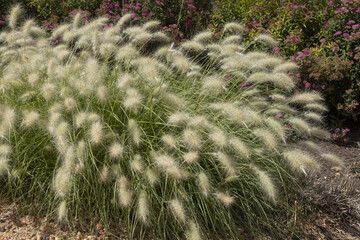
99,43,117,57
168,112,189,126
108,142,124,160
130,154,144,172
228,137,250,159
304,103,328,113
155,154,182,179
116,13,132,28
222,35,242,45
161,134,177,149
123,88,142,112
214,152,237,178
186,220,202,240
0,157,9,177
75,112,88,128
254,34,278,47
143,20,160,31
266,117,285,143
87,113,101,122
291,92,323,104
251,164,277,203
170,199,186,223
100,165,110,183
183,151,199,164
72,12,82,29
63,146,76,172
0,144,11,157
271,94,286,102
42,83,57,101
198,172,210,197
223,22,244,34
57,200,68,222
21,110,40,128
304,112,323,123
289,117,311,135
117,73,134,89
253,128,277,150
181,41,205,53
145,168,158,186
89,121,104,145
116,45,140,62
183,128,202,150
192,31,213,43
209,130,227,149
137,191,149,223
321,153,343,167
117,176,133,207
22,19,35,35
9,5,23,30
163,93,186,109
215,191,234,207
54,168,72,198
64,97,76,111
283,149,319,174
301,140,321,152
270,73,295,91
310,127,330,140
187,116,209,129
273,62,298,73
201,75,226,95
128,119,142,147
27,73,39,86
96,86,109,102
76,140,86,162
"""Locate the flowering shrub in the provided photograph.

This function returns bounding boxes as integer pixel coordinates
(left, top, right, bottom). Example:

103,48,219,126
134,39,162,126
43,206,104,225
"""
0,6,342,239
211,0,360,122
15,0,211,40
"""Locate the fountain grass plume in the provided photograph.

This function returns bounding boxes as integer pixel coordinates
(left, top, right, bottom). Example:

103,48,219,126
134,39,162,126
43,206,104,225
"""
0,8,339,239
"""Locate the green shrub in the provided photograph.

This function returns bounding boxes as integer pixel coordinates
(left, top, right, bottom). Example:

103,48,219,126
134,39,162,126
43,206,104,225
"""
0,6,341,239
211,0,360,123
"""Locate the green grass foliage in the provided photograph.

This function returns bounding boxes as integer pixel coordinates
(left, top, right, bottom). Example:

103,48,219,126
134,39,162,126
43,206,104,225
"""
0,5,342,239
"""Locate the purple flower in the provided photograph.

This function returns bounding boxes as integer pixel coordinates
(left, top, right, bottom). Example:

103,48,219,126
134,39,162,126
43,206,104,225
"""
0,20,4,25
334,128,340,134
334,31,342,36
305,82,311,88
224,74,232,79
320,38,326,43
273,47,280,53
343,33,351,38
162,26,168,30
293,5,299,9
356,8,360,13
347,20,356,25
303,49,309,54
345,89,353,94
345,128,350,132
328,1,334,6
275,113,284,118
352,24,359,29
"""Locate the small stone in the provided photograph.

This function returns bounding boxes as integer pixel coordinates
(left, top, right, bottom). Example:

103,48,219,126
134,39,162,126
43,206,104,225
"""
335,172,340,176
331,166,342,171
96,223,103,231
76,232,83,240
37,233,43,240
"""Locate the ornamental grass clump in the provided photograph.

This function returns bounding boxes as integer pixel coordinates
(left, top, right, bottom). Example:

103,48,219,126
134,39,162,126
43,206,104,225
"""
0,7,340,239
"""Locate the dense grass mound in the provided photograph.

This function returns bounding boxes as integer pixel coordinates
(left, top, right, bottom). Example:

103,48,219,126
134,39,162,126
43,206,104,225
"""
0,5,342,239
